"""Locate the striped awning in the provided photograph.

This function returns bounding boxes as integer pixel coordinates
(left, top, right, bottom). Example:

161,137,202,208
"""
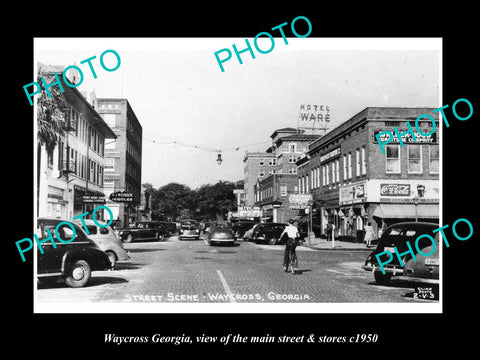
373,204,439,219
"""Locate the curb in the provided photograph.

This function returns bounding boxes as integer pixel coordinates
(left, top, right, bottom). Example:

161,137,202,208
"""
306,244,373,251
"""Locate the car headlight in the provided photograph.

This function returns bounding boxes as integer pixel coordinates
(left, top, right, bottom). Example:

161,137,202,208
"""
119,231,124,235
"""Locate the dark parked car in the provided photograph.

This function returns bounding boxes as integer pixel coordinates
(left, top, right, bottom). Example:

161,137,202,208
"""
179,219,201,240
362,222,438,285
117,221,169,243
252,223,287,245
36,217,111,288
205,221,236,246
232,221,258,239
158,221,177,236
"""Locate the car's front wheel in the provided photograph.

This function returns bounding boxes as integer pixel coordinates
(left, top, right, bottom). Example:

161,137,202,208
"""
65,260,91,288
374,270,392,285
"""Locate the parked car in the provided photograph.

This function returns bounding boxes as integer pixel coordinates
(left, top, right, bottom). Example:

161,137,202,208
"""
243,223,260,242
403,232,440,283
361,222,438,285
252,223,287,245
205,221,236,246
117,221,168,243
78,219,130,268
36,217,111,288
179,219,201,240
232,221,258,239
158,221,177,236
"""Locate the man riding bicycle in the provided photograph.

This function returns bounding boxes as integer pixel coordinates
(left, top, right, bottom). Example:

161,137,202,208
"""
281,220,301,274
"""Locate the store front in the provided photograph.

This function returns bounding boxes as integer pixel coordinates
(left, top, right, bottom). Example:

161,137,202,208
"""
73,185,106,220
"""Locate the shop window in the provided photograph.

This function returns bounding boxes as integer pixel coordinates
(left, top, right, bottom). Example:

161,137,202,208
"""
429,146,439,174
408,145,422,173
385,145,400,173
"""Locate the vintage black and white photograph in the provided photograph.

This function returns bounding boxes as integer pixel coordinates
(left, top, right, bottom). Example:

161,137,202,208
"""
31,37,443,313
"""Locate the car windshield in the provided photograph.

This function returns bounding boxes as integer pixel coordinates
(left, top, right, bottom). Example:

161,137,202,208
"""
214,222,232,229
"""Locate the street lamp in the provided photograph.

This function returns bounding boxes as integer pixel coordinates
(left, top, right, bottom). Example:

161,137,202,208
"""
216,152,222,165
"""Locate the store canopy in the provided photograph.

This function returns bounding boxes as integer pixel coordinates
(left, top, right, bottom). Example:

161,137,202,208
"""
373,204,439,219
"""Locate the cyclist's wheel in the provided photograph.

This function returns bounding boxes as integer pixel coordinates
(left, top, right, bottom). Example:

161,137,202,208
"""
289,252,298,273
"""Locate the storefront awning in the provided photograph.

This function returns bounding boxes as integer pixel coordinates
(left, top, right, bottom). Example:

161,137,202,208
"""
373,204,439,219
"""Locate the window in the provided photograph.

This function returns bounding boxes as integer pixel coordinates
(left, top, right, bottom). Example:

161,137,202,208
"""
259,170,265,177
335,159,340,183
347,152,352,179
288,155,297,163
289,167,297,174
280,186,287,196
356,149,360,176
268,158,276,166
104,157,114,171
429,146,439,174
305,174,309,192
408,146,422,173
386,145,400,173
289,143,296,153
361,146,366,175
343,154,347,181
322,165,326,186
259,159,265,166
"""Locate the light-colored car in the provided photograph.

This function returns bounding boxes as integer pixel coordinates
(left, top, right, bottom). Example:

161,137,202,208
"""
205,222,236,246
79,219,130,268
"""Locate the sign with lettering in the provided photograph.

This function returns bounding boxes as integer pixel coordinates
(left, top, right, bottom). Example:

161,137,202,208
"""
82,195,106,203
109,191,134,202
298,104,331,133
320,147,341,163
380,184,411,197
339,182,366,205
373,130,437,144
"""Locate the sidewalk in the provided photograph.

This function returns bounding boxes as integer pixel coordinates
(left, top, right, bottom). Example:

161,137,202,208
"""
305,237,373,251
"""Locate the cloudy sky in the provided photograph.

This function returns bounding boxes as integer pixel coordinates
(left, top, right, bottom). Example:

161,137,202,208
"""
35,38,441,189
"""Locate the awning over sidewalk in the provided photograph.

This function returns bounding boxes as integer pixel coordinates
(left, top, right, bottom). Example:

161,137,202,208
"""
373,203,439,219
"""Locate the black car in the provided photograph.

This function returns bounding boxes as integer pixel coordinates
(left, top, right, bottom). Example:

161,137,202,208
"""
362,222,438,285
117,221,169,243
36,217,111,288
232,221,258,239
252,223,287,245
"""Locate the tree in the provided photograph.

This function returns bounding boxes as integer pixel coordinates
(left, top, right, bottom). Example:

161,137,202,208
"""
149,182,195,221
194,181,237,221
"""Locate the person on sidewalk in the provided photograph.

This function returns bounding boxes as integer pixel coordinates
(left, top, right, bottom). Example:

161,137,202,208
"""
364,221,375,247
281,220,300,274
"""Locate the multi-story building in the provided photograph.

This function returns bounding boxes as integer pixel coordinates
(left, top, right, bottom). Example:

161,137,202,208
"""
243,151,276,207
37,64,116,220
96,98,143,227
300,107,440,241
254,128,320,222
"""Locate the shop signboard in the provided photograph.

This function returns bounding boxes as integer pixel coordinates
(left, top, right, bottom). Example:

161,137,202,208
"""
238,206,262,218
109,191,134,202
366,179,440,203
373,130,437,144
82,195,106,204
289,194,312,209
339,181,366,205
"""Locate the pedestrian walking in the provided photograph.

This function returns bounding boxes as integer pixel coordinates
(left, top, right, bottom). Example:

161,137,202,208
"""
364,221,375,247
326,220,332,241
281,220,301,274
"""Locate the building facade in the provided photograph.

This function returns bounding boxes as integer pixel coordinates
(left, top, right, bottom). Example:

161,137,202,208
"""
96,98,143,227
243,151,276,207
300,107,439,241
254,128,320,222
37,65,116,220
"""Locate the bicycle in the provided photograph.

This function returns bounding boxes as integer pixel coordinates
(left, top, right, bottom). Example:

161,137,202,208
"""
284,237,301,274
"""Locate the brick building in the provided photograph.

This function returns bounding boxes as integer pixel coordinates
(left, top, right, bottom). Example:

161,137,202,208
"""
254,128,320,222
96,98,143,227
299,107,439,241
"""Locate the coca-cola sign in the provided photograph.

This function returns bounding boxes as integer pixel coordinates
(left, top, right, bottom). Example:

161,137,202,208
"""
380,184,410,197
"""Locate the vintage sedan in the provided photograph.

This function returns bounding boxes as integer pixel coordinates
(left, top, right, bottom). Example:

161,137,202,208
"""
232,221,258,240
362,222,438,285
205,222,236,246
36,217,111,288
79,219,130,268
252,223,287,245
179,219,201,240
117,221,168,243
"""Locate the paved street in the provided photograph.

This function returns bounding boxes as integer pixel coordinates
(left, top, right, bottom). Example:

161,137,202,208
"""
36,235,439,307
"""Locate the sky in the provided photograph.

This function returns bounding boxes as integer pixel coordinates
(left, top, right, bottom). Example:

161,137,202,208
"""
34,38,441,190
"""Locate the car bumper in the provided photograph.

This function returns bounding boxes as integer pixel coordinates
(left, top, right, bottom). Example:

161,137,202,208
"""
361,263,404,276
210,238,235,243
180,234,200,239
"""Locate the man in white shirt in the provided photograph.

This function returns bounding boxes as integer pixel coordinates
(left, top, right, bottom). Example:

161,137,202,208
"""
281,220,300,273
